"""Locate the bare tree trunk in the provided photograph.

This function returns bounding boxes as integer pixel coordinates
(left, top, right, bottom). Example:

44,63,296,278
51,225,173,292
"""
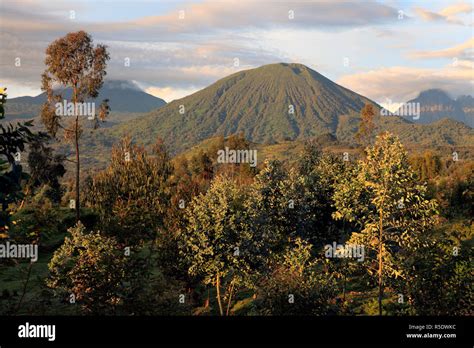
216,274,224,316
18,186,30,211
342,261,347,303
16,261,33,314
73,85,80,222
204,288,209,308
75,115,80,222
378,209,384,316
226,279,235,316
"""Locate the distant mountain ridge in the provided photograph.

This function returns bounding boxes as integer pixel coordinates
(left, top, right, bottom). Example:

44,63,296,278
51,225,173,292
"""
5,80,166,119
398,89,474,127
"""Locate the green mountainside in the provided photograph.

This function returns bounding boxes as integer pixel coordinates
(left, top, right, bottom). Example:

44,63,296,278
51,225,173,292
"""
10,63,471,170
106,63,380,153
100,63,471,157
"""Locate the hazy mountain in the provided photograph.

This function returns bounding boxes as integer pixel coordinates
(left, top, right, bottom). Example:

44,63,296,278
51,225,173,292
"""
5,80,166,119
398,89,474,127
457,95,474,127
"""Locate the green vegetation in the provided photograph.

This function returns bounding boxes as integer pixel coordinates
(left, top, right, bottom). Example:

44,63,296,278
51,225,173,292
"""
1,129,471,316
101,62,377,154
333,132,439,315
1,32,472,317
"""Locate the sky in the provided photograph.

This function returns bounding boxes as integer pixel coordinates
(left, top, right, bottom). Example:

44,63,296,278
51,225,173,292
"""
0,0,473,106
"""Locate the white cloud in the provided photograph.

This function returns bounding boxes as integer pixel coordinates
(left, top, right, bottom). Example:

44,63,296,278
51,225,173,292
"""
1,0,471,103
410,37,474,59
440,2,473,17
144,86,200,102
413,2,472,25
338,62,474,103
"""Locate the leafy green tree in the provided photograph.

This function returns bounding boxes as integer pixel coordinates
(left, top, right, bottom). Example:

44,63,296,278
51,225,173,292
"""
409,151,443,181
47,222,128,314
85,137,172,246
179,175,253,315
447,172,474,218
297,142,349,244
41,31,110,221
26,137,66,203
0,87,40,233
333,132,438,315
245,160,291,253
247,156,341,250
399,223,473,315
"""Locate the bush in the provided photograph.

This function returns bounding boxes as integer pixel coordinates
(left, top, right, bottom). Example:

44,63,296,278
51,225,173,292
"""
47,222,129,314
254,238,339,315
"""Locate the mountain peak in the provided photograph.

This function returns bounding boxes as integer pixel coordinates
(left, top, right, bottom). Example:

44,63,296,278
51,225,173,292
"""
112,62,376,153
253,62,316,76
7,79,166,116
265,62,309,70
405,89,473,127
102,80,142,91
416,89,453,103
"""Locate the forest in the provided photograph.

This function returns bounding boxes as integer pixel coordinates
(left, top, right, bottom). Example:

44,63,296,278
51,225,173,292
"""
0,31,472,317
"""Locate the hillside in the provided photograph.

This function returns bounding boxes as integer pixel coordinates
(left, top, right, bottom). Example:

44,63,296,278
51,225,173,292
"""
13,63,472,171
106,63,380,153
103,63,474,156
175,126,474,169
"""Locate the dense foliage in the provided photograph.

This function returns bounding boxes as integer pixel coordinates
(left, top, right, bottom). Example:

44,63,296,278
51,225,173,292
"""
1,33,472,316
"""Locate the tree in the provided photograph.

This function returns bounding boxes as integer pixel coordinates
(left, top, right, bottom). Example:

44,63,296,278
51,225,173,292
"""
179,175,253,315
27,138,66,203
409,151,442,181
0,87,40,232
245,160,290,254
246,156,339,250
297,142,348,244
399,224,473,315
85,137,172,246
355,103,376,146
333,132,438,315
47,223,128,314
0,87,6,118
40,31,110,222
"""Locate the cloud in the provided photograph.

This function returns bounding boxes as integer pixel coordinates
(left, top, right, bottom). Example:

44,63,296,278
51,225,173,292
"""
0,0,401,35
337,62,474,103
123,0,400,33
440,2,473,17
4,0,398,97
410,37,474,60
0,0,469,103
144,86,200,103
414,2,472,25
414,8,446,21
100,39,288,90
